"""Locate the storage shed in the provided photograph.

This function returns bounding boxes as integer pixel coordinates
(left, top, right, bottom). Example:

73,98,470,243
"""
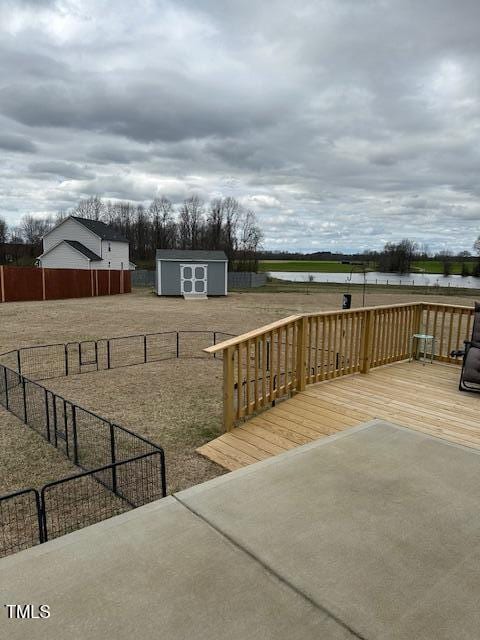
156,250,228,297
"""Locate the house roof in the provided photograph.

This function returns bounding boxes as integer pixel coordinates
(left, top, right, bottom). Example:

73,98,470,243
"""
70,216,129,242
38,239,102,261
156,249,228,261
64,240,102,261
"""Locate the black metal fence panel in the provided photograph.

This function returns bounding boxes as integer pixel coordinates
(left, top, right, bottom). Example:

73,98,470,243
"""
70,405,111,470
145,331,177,362
0,489,43,558
0,350,19,374
19,343,67,380
0,452,166,554
0,327,232,558
41,452,165,541
0,358,167,558
0,329,235,382
4,367,24,420
24,379,49,441
108,334,147,369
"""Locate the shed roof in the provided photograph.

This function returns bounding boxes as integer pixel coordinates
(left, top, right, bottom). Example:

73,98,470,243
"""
71,216,129,242
156,249,228,261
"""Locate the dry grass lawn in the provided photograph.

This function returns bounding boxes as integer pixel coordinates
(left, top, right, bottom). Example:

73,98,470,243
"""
0,405,78,494
1,286,478,495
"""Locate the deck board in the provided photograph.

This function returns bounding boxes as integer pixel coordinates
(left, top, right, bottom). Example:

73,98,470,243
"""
197,361,480,471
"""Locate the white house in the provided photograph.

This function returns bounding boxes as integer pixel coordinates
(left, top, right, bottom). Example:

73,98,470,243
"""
37,216,135,270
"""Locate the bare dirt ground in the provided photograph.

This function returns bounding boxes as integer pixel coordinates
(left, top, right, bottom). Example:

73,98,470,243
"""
1,286,478,495
2,286,477,352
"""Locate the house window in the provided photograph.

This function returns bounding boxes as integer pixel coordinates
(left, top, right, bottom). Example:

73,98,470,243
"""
108,242,111,252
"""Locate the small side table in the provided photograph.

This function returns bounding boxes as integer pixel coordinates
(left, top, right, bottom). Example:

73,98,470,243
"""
409,333,435,365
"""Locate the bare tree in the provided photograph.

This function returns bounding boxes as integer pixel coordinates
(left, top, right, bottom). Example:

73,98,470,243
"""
20,215,53,248
206,199,224,250
9,227,24,243
473,236,480,256
55,210,67,223
73,196,104,220
437,249,453,276
62,194,265,270
237,209,263,271
221,197,241,265
0,216,7,244
378,239,417,273
178,195,205,249
149,197,176,250
134,204,150,260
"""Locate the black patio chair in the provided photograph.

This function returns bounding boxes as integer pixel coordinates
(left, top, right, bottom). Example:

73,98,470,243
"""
451,302,480,393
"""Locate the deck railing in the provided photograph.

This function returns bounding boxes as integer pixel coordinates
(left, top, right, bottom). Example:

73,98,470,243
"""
204,302,475,431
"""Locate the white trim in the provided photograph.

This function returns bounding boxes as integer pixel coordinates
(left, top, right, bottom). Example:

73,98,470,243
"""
37,239,93,263
224,261,228,295
180,263,208,296
156,258,227,263
157,260,162,295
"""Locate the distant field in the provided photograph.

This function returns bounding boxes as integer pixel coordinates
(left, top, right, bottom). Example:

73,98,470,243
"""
412,260,472,275
259,259,476,275
259,260,357,273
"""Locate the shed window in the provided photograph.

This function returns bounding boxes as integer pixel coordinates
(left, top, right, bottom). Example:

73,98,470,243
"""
183,266,192,279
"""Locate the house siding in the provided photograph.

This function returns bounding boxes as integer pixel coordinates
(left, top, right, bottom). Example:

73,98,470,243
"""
43,219,101,256
39,243,91,269
98,240,129,270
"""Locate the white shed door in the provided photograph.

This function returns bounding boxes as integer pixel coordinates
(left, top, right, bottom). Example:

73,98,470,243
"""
180,263,208,295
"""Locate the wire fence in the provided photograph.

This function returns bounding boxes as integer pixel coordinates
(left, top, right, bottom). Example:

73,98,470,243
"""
0,330,235,381
0,489,43,558
0,361,166,558
0,453,164,556
0,328,233,559
41,452,165,541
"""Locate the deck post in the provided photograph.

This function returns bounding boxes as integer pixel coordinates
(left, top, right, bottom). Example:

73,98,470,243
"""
414,303,423,334
360,309,374,374
223,346,235,432
295,316,307,392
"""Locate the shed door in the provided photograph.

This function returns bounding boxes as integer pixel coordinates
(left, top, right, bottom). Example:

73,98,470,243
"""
180,263,208,295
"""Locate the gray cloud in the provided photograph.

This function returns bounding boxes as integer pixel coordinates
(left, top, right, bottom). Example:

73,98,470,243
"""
0,0,479,251
0,133,37,153
28,160,94,179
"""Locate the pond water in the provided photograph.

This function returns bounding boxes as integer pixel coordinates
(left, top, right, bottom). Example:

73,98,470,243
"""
268,271,480,290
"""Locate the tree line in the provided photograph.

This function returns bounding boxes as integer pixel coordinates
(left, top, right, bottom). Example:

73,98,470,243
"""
362,238,480,276
0,195,263,270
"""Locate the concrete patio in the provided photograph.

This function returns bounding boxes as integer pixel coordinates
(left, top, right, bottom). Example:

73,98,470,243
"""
1,420,480,639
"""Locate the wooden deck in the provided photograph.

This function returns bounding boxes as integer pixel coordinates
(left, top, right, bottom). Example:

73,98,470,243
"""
197,361,480,471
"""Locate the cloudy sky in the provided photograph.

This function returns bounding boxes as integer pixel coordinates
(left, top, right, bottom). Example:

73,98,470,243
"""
1,0,479,252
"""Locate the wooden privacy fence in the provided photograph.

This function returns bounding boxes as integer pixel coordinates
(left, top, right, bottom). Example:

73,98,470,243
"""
0,266,131,303
205,302,475,431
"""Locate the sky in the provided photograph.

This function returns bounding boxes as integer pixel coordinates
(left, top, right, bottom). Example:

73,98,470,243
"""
0,0,479,253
